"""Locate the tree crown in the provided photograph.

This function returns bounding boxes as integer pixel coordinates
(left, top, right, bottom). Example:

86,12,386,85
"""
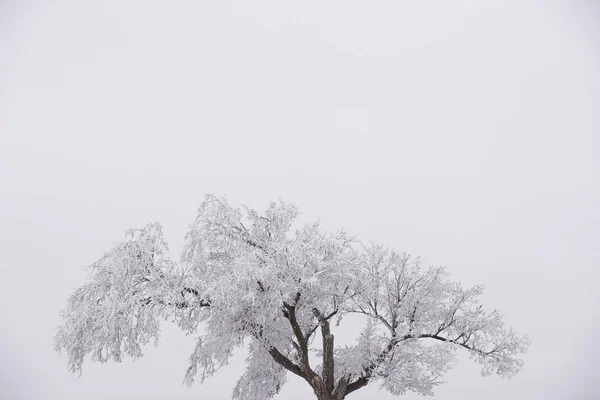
55,195,529,400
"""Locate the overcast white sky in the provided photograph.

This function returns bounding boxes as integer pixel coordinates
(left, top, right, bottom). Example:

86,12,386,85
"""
1,1,599,399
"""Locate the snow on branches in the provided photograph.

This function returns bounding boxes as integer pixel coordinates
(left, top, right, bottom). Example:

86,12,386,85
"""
55,195,529,400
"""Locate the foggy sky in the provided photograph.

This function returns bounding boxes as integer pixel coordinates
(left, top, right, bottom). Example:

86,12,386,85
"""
1,1,599,399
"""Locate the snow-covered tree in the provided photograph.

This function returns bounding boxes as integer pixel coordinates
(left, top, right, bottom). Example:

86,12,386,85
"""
55,195,529,400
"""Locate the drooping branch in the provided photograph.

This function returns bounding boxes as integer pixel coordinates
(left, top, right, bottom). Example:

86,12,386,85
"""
344,324,527,397
140,287,211,309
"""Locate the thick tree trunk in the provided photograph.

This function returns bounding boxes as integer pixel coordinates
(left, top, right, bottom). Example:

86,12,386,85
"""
315,391,345,400
312,378,348,400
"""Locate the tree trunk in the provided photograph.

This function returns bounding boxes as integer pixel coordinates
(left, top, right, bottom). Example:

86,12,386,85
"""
315,392,346,400
313,381,347,400
315,392,335,400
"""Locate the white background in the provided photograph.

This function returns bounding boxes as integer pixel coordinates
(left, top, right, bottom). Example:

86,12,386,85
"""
1,1,599,399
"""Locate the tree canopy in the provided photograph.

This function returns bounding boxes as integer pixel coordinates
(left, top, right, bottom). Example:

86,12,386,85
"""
55,195,529,400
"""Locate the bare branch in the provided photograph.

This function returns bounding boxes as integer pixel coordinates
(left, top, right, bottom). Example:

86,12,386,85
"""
267,346,305,379
283,293,315,379
313,307,335,393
